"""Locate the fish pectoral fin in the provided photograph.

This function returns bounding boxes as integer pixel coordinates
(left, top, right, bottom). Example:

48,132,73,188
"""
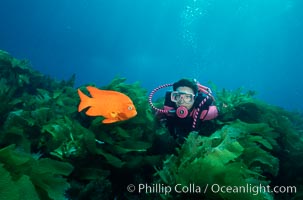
101,112,120,123
101,112,127,124
102,118,119,124
118,112,127,119
110,112,127,119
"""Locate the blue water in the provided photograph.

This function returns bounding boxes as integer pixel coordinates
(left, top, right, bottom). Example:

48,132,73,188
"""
1,0,302,111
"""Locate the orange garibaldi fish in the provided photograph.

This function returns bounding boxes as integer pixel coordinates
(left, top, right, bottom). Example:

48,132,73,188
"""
77,86,137,123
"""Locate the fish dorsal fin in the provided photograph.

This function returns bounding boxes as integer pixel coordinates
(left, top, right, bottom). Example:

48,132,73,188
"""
85,107,99,116
86,86,105,98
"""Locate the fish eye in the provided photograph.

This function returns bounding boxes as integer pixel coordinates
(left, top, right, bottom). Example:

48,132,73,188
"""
128,106,133,110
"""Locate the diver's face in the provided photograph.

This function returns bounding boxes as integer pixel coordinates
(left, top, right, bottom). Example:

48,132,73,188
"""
174,86,195,110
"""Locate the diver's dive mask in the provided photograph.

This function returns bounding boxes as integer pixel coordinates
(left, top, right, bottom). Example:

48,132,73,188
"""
148,81,213,120
171,91,195,104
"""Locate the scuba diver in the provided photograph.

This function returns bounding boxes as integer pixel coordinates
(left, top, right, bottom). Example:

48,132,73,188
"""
149,78,218,142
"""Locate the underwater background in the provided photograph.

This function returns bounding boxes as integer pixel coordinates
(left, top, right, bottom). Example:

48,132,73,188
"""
1,0,303,111
1,0,303,200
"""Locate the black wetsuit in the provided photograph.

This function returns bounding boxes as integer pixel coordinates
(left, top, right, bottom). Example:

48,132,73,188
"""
163,91,213,140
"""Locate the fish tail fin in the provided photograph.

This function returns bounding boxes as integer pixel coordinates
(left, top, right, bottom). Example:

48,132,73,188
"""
77,89,91,112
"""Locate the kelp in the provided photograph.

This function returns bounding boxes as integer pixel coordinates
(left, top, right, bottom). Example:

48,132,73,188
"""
0,78,17,122
0,144,73,200
0,51,84,199
222,97,303,191
1,107,83,157
0,50,162,199
213,87,257,122
0,51,79,155
155,120,279,199
214,87,303,162
153,87,303,200
1,50,303,199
